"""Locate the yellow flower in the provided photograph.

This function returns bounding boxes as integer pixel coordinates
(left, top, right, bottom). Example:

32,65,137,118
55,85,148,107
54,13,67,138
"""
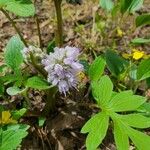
0,111,17,125
117,27,125,37
132,49,145,60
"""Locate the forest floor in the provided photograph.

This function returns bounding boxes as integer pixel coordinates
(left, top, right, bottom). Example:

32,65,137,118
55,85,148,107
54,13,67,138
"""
0,0,150,149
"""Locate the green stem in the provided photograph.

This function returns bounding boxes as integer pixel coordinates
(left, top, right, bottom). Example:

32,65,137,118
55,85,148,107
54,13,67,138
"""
30,52,47,78
42,87,58,116
54,0,63,47
1,9,28,47
35,14,43,49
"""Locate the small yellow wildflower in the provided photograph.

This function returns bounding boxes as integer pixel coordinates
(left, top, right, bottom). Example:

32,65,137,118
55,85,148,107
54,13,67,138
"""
0,111,17,125
132,49,145,60
117,27,125,37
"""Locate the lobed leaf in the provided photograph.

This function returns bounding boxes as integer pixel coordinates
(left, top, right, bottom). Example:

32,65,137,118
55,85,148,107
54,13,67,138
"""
109,91,146,112
0,127,29,150
113,121,129,150
121,113,150,128
82,112,109,150
127,127,150,150
81,113,103,133
91,75,113,106
88,56,106,81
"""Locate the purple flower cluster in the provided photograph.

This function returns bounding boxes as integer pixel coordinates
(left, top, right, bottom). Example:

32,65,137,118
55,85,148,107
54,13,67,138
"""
42,46,84,95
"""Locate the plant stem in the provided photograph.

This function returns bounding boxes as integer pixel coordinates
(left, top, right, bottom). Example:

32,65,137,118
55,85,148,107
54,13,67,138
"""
30,52,47,78
1,9,28,47
42,87,58,116
35,14,43,49
54,0,63,47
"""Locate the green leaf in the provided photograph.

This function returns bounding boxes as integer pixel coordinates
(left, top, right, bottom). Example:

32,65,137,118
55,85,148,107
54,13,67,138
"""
0,0,11,7
1,0,35,17
120,0,143,14
109,91,146,112
137,102,150,116
137,58,150,81
4,36,24,70
127,127,150,150
131,38,150,44
91,75,113,106
38,117,46,127
0,65,6,73
0,128,28,150
6,86,23,96
88,56,106,81
129,64,137,80
26,76,52,90
99,0,114,11
114,121,129,150
12,108,27,120
0,79,4,96
81,113,103,133
105,50,129,77
121,113,150,128
81,112,109,150
136,14,150,27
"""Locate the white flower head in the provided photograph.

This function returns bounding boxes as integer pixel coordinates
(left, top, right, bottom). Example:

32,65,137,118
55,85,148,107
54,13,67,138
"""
42,46,84,95
22,46,45,63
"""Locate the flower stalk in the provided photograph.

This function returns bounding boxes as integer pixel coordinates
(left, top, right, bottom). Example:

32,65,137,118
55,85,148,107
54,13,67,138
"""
54,0,63,47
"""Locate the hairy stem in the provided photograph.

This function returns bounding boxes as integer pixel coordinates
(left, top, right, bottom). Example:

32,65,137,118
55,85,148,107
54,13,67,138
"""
54,0,63,47
1,9,28,47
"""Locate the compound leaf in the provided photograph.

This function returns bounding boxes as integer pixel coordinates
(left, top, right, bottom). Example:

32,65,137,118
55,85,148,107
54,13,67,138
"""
109,92,146,112
81,113,103,133
114,121,129,150
92,75,113,106
127,127,150,150
88,56,106,81
121,113,150,128
82,112,109,150
0,126,29,150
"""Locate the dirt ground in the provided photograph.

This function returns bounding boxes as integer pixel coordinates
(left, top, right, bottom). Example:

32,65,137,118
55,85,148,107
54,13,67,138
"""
0,0,150,150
